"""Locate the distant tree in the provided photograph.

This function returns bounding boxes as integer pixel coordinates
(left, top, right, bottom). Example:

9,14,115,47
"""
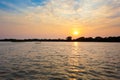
94,36,103,41
66,36,72,41
76,37,85,41
86,37,93,41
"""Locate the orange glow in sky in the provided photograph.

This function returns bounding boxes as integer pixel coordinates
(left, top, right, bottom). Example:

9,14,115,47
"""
0,0,120,39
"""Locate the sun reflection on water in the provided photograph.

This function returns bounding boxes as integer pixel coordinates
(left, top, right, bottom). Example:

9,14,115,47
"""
67,42,80,79
74,42,78,47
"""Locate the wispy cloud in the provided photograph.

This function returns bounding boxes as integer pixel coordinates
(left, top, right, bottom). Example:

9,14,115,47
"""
0,0,120,38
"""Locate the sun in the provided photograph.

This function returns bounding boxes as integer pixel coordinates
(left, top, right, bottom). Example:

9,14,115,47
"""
73,31,79,35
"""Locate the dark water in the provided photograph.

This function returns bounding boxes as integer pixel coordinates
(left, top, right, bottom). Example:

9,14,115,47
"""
0,42,120,80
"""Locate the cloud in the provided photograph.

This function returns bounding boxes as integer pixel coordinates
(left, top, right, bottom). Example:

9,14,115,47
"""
0,0,120,38
0,0,120,26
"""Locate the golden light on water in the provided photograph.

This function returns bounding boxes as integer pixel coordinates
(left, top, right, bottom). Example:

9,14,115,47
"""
74,42,78,47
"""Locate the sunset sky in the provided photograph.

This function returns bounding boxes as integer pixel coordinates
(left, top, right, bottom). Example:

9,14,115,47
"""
0,0,120,39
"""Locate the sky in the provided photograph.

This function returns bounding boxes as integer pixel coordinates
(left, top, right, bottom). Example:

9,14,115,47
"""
0,0,120,39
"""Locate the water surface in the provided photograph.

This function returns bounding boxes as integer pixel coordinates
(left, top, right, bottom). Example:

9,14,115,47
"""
0,42,120,80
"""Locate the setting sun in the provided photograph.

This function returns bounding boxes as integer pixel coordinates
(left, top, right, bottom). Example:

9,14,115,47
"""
73,31,79,35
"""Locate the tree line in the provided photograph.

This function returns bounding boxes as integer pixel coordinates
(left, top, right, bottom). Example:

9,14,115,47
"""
0,36,120,42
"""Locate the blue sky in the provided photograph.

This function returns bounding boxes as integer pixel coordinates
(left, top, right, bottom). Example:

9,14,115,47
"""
0,0,49,12
0,0,120,39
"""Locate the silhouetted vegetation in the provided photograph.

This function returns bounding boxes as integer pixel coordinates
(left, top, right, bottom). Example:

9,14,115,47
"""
74,36,120,42
0,36,120,42
66,36,72,41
